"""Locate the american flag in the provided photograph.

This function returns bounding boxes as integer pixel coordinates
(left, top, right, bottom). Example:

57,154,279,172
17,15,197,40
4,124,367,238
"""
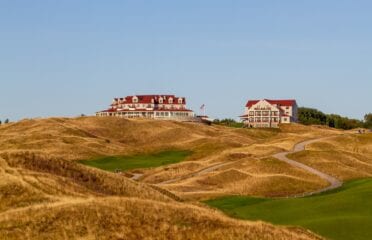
200,104,205,110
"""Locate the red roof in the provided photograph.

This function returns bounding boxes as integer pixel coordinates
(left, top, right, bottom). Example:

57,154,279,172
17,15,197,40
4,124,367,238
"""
113,95,186,105
246,99,297,108
99,108,193,113
100,108,117,113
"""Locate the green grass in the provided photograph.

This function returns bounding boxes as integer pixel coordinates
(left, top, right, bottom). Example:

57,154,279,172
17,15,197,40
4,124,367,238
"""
79,150,192,172
205,179,372,240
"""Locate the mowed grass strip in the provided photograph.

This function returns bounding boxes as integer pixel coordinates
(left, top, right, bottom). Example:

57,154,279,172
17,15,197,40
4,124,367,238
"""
205,179,372,240
79,150,192,171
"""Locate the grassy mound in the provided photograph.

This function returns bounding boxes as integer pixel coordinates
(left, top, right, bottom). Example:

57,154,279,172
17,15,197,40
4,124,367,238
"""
79,150,192,172
0,197,320,240
287,133,372,180
1,152,172,202
205,178,372,240
0,117,352,239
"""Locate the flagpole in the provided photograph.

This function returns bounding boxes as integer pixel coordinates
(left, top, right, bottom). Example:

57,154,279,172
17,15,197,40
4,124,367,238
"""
199,104,206,117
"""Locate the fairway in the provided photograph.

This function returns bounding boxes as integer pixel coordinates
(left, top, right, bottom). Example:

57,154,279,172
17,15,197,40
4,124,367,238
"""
205,179,372,240
79,150,192,172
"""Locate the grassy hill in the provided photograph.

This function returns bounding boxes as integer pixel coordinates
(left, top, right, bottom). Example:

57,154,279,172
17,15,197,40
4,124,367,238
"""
287,133,372,180
0,117,342,200
205,178,372,240
0,117,329,240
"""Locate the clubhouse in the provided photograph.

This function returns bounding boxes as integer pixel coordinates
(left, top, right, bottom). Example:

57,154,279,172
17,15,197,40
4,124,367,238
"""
96,95,195,120
240,99,298,128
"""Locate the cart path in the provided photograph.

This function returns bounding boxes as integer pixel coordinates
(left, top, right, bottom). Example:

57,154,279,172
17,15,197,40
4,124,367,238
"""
130,161,233,183
273,137,343,197
157,161,233,185
134,136,343,196
131,173,144,181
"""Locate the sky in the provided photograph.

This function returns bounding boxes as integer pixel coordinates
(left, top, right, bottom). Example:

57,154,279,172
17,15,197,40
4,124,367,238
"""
0,0,371,121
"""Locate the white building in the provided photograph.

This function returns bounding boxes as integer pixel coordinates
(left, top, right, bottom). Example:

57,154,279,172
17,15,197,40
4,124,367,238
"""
96,95,195,120
240,99,298,128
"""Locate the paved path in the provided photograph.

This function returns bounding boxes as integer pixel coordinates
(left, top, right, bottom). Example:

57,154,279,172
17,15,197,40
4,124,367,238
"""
132,136,344,197
273,137,343,197
130,161,233,183
131,173,144,181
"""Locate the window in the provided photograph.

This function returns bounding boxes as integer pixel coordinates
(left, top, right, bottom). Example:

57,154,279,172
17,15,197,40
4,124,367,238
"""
249,112,254,116
255,111,261,116
263,111,269,116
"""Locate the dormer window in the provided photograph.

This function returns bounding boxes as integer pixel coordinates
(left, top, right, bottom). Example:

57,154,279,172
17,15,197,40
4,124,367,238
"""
159,97,163,104
169,97,173,104
132,96,138,103
178,98,183,104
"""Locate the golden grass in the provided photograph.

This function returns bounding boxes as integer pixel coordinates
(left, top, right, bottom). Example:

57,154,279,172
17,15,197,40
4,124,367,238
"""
0,153,171,202
161,157,329,201
288,133,372,180
137,123,340,200
0,117,345,239
0,196,321,240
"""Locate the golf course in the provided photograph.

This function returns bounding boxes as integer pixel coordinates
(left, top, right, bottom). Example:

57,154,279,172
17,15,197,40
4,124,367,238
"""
205,178,372,240
79,150,192,172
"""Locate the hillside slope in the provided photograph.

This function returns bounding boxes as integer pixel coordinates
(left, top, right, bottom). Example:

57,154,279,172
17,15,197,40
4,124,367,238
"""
0,117,341,239
288,133,372,180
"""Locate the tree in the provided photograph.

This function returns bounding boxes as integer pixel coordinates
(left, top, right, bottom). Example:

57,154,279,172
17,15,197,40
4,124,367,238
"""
0,120,2,125
298,107,364,130
213,118,244,128
298,107,327,125
4,119,9,124
364,113,372,129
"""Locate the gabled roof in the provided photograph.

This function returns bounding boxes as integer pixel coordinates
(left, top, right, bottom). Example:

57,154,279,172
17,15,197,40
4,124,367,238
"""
113,95,186,105
99,94,192,114
99,108,117,113
99,108,193,113
246,99,297,108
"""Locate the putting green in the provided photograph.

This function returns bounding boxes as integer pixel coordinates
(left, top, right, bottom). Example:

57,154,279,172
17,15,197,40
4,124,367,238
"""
205,179,372,240
79,150,192,172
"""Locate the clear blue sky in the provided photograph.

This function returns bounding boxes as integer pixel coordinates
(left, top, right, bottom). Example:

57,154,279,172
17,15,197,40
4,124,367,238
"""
1,0,371,121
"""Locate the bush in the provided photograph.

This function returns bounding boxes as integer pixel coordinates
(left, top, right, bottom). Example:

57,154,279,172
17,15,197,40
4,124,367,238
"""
213,118,244,128
364,113,372,129
298,107,364,130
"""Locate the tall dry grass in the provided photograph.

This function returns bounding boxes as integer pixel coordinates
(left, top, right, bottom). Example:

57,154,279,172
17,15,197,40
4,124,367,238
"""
288,133,372,180
0,197,322,240
0,117,342,239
